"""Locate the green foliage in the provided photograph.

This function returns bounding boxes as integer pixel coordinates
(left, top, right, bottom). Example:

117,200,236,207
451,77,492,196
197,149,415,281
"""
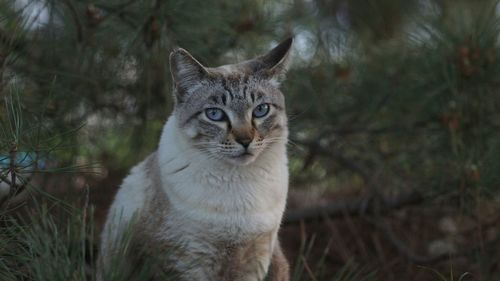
1,0,499,280
0,200,181,281
0,0,279,166
0,203,93,281
3,0,498,203
284,0,500,206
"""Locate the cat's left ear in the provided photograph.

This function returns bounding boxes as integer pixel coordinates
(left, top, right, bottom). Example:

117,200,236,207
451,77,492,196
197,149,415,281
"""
169,48,209,101
251,37,294,86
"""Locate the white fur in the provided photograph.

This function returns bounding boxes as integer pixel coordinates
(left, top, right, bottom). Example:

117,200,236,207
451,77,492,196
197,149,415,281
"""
158,116,288,239
101,115,289,279
100,159,149,254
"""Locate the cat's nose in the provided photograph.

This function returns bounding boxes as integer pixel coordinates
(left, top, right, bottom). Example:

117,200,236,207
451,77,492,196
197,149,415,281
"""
232,126,255,149
236,138,252,149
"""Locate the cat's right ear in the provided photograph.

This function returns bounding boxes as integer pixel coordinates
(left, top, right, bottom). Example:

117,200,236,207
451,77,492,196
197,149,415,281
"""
169,48,208,101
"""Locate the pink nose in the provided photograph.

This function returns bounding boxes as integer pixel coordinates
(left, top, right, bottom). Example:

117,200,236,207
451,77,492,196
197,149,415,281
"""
236,138,252,148
232,127,255,148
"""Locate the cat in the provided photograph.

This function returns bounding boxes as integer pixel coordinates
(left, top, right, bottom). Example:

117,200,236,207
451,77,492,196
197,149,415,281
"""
99,37,293,281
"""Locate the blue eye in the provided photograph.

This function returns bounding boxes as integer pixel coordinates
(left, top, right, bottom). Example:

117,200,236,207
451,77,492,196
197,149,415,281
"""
205,108,225,121
253,103,270,118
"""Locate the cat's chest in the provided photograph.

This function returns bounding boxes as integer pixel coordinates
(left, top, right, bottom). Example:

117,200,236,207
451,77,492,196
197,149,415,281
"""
161,164,288,239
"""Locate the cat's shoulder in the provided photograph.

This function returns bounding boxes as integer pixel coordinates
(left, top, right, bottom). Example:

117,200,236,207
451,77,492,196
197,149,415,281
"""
108,152,160,220
121,152,158,191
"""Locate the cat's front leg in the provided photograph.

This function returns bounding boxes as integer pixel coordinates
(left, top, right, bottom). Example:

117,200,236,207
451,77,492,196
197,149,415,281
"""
267,243,289,281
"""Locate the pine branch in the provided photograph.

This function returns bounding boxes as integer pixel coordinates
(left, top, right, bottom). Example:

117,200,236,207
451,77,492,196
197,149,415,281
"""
0,28,25,51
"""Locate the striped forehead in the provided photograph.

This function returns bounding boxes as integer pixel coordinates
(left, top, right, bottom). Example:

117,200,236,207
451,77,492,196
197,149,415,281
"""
207,74,258,99
176,72,283,125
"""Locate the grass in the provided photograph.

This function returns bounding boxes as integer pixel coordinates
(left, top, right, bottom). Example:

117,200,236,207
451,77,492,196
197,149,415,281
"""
0,197,181,281
0,193,381,281
287,233,377,281
419,266,473,281
0,201,93,281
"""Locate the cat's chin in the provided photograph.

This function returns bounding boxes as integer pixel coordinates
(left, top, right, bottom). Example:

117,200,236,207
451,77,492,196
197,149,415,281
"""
225,153,258,166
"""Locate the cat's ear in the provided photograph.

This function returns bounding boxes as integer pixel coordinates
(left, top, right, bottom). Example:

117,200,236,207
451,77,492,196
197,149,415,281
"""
251,37,293,86
169,48,208,100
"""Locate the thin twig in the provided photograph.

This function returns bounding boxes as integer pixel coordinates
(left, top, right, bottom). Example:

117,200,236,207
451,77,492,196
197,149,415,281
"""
301,256,318,281
82,184,90,223
62,0,84,42
284,191,423,224
0,172,13,186
294,138,370,182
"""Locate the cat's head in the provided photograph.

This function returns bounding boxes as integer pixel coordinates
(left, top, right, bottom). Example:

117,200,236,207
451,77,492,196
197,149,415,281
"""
169,37,293,166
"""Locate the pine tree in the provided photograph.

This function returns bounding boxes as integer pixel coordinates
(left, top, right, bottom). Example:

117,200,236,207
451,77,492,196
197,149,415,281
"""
1,0,499,280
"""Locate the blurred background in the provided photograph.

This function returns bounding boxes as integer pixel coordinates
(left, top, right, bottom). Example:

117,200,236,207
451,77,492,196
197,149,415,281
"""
1,0,499,280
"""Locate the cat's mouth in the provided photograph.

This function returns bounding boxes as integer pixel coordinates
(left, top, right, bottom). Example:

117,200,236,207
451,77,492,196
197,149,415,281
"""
231,151,253,158
227,151,256,165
